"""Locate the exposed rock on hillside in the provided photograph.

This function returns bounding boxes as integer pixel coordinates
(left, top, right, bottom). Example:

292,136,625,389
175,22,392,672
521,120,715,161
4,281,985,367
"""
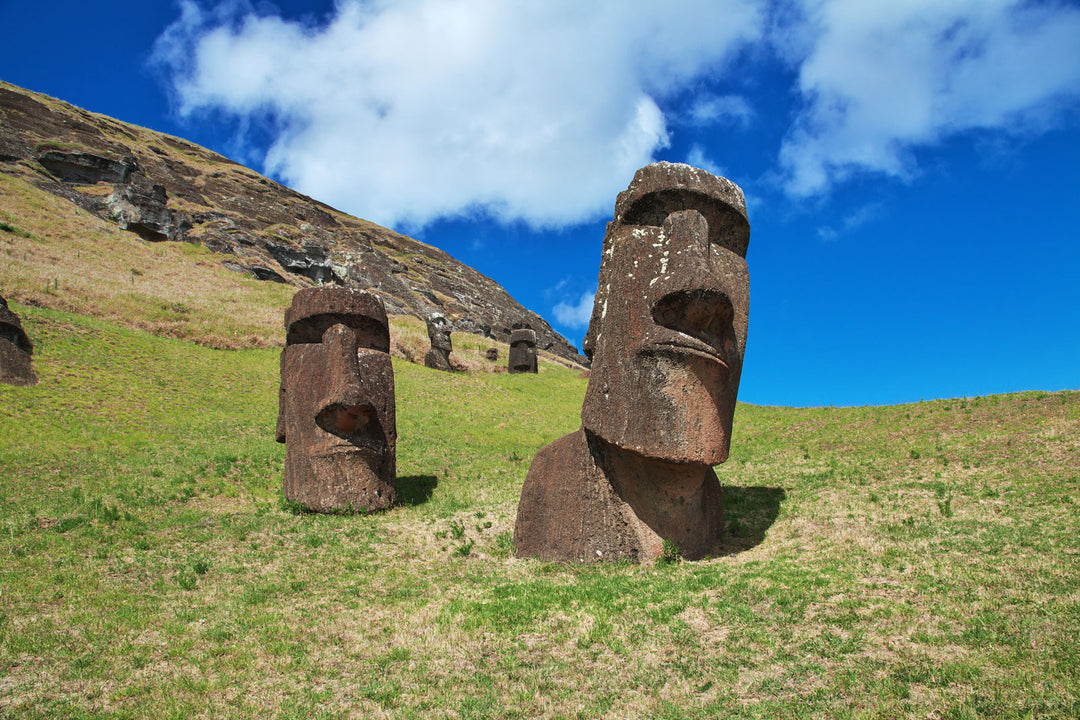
0,81,585,364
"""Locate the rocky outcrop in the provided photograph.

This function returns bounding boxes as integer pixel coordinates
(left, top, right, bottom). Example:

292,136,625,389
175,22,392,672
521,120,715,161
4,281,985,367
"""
37,149,136,184
106,178,192,242
0,81,586,364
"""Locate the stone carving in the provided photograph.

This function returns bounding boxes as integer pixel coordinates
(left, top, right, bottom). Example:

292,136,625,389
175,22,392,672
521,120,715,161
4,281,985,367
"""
514,162,750,562
0,295,37,386
423,311,454,371
485,347,499,361
276,288,397,512
508,326,538,374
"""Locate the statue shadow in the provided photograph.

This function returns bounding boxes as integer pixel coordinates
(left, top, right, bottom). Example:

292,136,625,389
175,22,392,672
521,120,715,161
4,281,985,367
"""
396,475,438,507
716,486,787,555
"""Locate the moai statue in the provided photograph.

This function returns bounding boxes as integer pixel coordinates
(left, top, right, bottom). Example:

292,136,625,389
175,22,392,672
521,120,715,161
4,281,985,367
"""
276,288,397,512
423,311,453,371
508,325,538,374
485,347,499,361
514,162,750,562
0,295,37,386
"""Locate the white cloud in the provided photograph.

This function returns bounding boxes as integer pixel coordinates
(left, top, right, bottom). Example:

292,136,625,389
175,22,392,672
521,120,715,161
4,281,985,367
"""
815,201,882,241
686,144,726,177
777,0,1080,197
553,289,596,329
153,0,764,230
687,94,754,128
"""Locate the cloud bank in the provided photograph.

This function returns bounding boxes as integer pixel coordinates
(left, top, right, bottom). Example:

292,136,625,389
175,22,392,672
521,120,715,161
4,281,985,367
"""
154,0,1080,229
154,0,763,230
777,0,1080,197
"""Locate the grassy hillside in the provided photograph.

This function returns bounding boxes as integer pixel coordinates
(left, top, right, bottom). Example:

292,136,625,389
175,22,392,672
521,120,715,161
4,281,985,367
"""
0,175,576,372
0,80,585,363
1,302,1077,718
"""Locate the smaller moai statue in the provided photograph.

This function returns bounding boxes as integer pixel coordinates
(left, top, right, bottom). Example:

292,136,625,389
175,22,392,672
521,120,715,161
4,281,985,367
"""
508,325,538,374
276,287,397,512
485,347,499,361
423,311,453,371
0,295,37,386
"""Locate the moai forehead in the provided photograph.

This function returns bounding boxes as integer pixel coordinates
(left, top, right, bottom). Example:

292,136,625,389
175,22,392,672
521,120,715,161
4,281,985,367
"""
285,287,390,352
611,161,749,257
510,328,537,346
426,312,451,335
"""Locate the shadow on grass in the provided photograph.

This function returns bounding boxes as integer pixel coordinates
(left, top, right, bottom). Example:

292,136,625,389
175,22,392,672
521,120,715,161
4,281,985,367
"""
718,486,787,555
397,474,438,507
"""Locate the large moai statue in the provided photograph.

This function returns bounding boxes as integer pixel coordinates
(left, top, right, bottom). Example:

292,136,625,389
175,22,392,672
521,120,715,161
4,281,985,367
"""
423,311,454,371
0,295,37,387
276,288,397,512
514,162,750,562
508,325,538,374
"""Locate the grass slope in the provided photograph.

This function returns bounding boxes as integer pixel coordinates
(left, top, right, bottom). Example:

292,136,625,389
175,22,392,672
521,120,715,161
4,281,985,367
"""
1,304,1078,719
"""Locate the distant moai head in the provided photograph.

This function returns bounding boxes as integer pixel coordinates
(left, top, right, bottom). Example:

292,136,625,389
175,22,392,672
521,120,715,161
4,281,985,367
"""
276,288,397,512
508,326,538,374
423,311,453,371
580,162,750,466
0,295,37,386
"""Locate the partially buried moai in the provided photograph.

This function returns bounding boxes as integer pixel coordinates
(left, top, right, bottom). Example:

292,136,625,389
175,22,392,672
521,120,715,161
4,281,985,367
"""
508,325,538,374
514,162,750,562
423,311,453,371
0,295,37,387
277,288,397,512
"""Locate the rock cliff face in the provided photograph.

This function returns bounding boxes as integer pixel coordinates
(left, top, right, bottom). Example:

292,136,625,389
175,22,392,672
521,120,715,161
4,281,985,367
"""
0,82,585,363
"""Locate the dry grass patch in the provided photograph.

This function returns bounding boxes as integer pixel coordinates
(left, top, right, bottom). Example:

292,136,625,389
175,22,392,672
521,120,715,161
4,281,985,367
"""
1,171,291,348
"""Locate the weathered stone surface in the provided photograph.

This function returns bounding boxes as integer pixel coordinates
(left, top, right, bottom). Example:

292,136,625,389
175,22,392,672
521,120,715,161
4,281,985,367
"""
0,295,37,386
485,347,499,361
515,162,751,562
37,149,136,184
277,287,397,512
265,241,338,285
106,178,191,242
508,326,538,374
423,312,454,371
0,81,587,366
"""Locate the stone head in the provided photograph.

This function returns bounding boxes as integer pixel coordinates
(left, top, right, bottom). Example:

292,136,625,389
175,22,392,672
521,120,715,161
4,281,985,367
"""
581,162,750,465
0,297,32,355
0,295,36,387
426,312,452,353
508,327,538,374
276,287,397,512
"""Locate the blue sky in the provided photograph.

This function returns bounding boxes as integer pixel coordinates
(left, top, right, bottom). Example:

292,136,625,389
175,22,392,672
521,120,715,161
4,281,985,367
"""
2,0,1079,407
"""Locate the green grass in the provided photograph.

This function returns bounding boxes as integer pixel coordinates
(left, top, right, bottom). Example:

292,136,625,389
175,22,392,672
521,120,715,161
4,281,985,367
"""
1,303,1078,718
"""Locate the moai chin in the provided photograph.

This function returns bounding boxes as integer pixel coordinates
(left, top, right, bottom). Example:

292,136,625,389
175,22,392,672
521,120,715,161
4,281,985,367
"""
514,162,750,562
0,295,37,387
423,312,453,371
508,326,538,374
276,287,397,512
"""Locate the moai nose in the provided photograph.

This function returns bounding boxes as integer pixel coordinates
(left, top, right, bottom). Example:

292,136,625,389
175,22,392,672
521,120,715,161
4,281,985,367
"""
315,324,368,436
660,208,712,279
